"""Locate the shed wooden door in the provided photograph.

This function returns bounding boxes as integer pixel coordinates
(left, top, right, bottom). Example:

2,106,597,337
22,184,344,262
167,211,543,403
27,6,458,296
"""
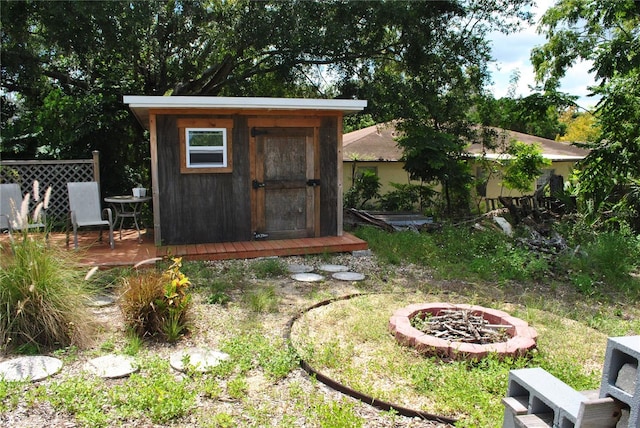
252,127,319,240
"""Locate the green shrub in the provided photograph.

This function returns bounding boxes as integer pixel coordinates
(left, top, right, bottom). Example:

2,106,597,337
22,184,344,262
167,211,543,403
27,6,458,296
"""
0,234,97,352
118,257,191,342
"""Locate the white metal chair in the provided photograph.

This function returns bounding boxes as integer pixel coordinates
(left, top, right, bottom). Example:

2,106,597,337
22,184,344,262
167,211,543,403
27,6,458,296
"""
0,183,46,238
67,181,114,249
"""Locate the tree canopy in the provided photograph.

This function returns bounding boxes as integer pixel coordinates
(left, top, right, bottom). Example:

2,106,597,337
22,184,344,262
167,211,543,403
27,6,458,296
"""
1,0,532,205
532,0,640,230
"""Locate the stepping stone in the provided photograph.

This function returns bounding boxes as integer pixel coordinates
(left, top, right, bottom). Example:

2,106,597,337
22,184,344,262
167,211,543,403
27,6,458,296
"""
291,273,324,282
87,294,115,307
169,347,230,373
0,356,63,382
287,264,314,273
318,264,349,273
84,354,138,379
332,271,365,281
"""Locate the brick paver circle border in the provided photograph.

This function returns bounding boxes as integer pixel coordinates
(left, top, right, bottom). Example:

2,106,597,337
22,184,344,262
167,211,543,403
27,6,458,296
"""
389,302,538,360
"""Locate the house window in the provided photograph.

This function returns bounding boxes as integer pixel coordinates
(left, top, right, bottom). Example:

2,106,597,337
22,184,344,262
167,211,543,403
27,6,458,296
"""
186,128,227,168
356,166,378,178
179,118,233,173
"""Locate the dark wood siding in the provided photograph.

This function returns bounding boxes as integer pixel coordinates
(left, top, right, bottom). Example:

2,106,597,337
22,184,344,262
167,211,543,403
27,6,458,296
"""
319,116,338,236
157,115,251,245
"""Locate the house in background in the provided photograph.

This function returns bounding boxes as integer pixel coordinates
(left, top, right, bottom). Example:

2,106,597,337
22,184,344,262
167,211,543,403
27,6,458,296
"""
343,123,589,202
124,96,366,247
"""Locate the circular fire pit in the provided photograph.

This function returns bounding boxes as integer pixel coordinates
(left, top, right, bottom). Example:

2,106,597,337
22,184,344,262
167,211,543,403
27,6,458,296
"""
389,303,537,360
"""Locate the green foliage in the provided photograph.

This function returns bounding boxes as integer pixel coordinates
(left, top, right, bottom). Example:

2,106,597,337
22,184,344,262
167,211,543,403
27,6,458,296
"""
0,234,97,352
309,399,364,428
472,91,574,140
533,0,640,232
378,182,436,212
245,285,280,314
355,223,639,295
118,257,191,342
344,169,381,209
558,228,640,295
111,356,197,424
220,333,299,381
501,140,552,192
1,0,533,202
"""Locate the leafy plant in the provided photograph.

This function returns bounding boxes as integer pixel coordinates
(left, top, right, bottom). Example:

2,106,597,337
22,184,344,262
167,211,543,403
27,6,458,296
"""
344,169,381,209
378,182,436,212
118,257,192,342
0,233,97,352
501,140,551,193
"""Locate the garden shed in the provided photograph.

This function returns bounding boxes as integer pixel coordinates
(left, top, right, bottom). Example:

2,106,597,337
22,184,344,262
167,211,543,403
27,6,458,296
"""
123,96,367,247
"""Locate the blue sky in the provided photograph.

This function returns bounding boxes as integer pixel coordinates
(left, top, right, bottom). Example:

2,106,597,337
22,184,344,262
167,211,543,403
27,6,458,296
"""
488,0,600,110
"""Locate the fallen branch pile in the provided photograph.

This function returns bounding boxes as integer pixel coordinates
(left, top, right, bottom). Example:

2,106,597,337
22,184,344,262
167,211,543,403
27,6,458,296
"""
410,310,511,344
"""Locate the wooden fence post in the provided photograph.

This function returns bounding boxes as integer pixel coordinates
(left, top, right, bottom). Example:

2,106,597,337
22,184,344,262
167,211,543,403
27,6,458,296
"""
92,151,100,185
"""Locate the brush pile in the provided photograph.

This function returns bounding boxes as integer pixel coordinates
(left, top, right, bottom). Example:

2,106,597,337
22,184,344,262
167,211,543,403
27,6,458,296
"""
410,310,511,344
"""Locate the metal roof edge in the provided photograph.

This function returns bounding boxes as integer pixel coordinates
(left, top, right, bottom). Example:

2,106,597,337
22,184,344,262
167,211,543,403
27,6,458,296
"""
123,95,367,112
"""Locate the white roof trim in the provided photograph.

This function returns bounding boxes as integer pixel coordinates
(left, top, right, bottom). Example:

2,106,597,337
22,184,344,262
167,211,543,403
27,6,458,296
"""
472,153,585,161
124,96,366,129
124,95,366,111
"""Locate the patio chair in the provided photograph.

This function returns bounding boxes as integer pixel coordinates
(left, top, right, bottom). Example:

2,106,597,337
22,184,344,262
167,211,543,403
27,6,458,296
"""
67,181,114,249
0,183,46,238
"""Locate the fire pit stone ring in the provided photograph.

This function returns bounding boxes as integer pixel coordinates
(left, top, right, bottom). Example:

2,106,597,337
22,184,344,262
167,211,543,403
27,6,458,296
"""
389,302,537,360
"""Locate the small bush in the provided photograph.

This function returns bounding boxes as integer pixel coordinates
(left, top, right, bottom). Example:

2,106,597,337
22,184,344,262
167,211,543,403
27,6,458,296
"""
118,257,191,342
0,234,97,352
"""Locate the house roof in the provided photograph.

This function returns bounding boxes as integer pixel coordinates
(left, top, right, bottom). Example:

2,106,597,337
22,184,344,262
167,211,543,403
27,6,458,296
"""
342,123,589,162
123,96,367,130
343,123,404,161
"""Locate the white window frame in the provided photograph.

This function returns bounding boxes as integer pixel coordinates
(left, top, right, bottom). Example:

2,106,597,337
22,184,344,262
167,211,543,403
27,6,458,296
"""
185,127,228,169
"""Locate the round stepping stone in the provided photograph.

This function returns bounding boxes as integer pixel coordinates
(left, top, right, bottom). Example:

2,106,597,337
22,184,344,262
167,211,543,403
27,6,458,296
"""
0,356,63,382
87,294,115,307
332,271,365,281
84,354,138,379
287,264,314,273
318,264,349,273
170,347,230,373
291,273,324,282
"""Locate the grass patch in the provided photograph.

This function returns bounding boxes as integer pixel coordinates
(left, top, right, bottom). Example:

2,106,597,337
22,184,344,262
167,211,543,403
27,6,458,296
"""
291,294,605,427
354,225,640,296
244,285,280,313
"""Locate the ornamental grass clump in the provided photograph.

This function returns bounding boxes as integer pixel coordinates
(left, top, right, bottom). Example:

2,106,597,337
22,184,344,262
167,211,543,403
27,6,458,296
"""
118,257,192,342
0,234,97,353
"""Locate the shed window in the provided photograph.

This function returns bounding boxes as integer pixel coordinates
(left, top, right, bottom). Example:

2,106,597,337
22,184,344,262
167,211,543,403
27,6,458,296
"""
179,118,233,174
186,128,227,168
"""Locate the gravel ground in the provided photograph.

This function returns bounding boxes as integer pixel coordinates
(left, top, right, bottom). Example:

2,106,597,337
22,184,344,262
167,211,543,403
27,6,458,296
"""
1,253,461,428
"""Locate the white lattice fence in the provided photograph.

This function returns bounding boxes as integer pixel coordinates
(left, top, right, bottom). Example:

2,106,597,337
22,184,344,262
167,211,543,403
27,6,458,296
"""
0,151,100,225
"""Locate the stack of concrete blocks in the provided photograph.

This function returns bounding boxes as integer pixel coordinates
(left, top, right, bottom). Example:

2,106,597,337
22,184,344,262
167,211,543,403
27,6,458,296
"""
502,335,639,428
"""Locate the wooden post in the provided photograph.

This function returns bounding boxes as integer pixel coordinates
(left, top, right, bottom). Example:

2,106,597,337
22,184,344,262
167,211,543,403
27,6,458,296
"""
92,151,100,184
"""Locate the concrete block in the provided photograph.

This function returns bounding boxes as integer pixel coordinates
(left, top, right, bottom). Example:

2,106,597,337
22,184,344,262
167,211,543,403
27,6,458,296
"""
599,336,640,428
506,367,587,428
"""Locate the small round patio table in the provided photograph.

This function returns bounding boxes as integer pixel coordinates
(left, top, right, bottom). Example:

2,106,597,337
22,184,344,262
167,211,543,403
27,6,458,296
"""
104,195,151,242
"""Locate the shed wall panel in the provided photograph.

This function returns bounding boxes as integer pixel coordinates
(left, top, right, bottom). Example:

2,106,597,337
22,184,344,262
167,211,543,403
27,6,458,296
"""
156,115,251,245
319,116,338,236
